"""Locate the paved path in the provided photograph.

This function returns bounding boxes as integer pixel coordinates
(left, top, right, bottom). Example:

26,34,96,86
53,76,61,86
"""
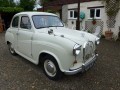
0,32,120,90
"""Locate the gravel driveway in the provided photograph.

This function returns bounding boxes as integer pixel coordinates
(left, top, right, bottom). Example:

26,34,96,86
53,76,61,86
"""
0,32,120,90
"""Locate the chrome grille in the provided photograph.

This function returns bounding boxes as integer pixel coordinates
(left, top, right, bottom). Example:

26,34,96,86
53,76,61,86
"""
83,41,94,62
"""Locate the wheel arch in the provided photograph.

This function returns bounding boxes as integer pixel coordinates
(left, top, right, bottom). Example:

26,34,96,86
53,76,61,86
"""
38,51,63,72
5,31,15,45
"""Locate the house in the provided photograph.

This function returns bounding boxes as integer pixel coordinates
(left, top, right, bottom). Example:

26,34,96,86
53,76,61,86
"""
38,0,120,39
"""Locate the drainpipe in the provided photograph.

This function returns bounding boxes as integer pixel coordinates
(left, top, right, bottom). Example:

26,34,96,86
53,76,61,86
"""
76,0,80,30
42,0,44,12
43,2,44,12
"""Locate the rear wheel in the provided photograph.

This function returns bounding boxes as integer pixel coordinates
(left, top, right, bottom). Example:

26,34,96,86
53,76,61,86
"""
42,55,63,80
8,43,16,55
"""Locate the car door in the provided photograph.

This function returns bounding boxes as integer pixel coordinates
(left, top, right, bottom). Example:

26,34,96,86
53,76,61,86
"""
17,15,33,58
10,16,19,50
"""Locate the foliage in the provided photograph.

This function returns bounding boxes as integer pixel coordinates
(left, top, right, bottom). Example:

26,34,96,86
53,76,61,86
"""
92,18,96,25
101,0,120,17
0,0,24,13
46,9,56,13
0,0,36,12
87,29,92,33
18,0,35,11
101,0,120,30
0,0,16,7
0,7,24,13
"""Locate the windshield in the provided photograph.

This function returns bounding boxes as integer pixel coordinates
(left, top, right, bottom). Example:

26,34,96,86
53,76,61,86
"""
32,15,64,29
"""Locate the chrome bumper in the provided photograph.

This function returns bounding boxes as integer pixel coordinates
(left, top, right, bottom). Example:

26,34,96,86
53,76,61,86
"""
64,54,97,75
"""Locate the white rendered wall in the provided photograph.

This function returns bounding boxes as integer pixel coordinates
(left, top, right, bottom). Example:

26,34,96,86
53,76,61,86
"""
64,1,120,38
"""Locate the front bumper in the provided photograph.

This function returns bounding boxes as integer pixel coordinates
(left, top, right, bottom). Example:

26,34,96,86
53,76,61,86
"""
64,54,97,75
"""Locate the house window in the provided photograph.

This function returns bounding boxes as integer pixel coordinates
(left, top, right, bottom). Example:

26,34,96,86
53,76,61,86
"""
74,10,78,18
90,8,101,19
68,10,78,19
70,11,73,18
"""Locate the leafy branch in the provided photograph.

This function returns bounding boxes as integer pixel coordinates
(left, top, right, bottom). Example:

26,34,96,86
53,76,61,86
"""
102,0,120,17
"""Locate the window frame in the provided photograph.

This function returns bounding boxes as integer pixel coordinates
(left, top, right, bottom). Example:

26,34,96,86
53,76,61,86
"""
32,15,64,29
68,10,78,19
89,8,101,19
11,16,19,28
20,16,32,30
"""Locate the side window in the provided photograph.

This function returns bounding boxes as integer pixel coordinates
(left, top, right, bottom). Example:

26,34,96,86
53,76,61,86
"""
12,16,19,28
20,16,31,29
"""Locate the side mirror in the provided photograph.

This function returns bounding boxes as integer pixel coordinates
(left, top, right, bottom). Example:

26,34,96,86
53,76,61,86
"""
48,29,53,35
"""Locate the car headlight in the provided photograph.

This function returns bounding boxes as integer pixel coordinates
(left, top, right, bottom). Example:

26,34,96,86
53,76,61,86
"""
73,44,81,56
95,38,100,45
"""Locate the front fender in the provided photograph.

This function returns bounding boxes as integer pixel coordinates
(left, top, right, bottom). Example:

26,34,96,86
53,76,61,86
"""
5,31,14,45
32,40,76,72
32,32,78,72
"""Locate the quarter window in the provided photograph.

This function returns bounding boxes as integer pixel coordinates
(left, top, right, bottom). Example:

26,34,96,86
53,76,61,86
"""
12,16,19,28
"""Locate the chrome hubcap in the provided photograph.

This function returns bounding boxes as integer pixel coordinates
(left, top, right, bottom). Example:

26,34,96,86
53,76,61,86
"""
44,60,56,77
9,44,14,54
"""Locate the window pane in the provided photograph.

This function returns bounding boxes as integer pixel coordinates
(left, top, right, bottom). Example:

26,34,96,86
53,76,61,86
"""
90,9,95,18
12,16,19,27
70,11,73,18
96,9,100,17
20,16,31,29
32,15,63,29
74,10,78,18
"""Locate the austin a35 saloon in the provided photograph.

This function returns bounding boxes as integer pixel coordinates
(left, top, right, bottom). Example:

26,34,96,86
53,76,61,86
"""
5,12,100,80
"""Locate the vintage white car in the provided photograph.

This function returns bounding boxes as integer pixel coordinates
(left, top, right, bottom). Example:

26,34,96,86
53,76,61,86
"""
5,12,99,80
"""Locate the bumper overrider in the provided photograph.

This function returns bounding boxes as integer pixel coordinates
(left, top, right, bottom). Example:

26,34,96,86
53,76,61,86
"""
64,54,98,75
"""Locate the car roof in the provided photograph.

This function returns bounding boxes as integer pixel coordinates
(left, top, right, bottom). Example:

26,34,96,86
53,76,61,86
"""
15,12,57,17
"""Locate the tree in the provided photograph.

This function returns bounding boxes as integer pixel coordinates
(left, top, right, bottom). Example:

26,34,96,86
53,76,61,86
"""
102,0,120,29
18,0,35,11
0,0,16,7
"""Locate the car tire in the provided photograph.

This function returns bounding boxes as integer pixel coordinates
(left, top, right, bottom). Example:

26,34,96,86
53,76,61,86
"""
42,55,63,80
8,43,16,55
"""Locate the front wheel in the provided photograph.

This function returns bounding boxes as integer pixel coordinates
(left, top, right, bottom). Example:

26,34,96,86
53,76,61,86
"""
43,55,63,80
8,43,16,55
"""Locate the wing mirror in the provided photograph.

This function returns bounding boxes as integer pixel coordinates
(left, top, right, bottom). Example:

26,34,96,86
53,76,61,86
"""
48,29,53,35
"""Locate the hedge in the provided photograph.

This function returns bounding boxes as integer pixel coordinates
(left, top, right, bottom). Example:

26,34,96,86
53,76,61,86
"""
0,7,24,13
